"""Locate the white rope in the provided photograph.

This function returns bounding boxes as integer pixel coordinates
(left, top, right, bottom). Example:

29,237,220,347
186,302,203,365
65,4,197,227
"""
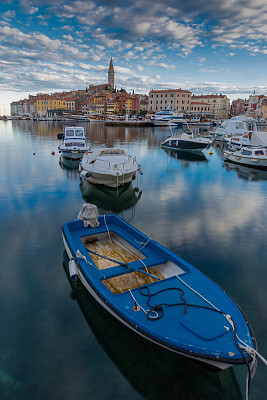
129,289,147,315
103,214,112,242
135,235,153,257
176,275,220,311
139,259,153,283
76,250,92,265
129,289,159,319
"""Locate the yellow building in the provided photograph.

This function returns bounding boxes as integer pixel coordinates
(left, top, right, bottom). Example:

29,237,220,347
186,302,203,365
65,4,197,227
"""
106,100,120,114
95,102,106,114
191,95,230,119
149,89,191,113
36,97,66,113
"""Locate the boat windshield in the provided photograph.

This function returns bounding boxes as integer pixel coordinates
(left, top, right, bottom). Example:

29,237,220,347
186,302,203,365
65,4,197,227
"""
65,129,74,136
75,129,84,137
100,149,125,156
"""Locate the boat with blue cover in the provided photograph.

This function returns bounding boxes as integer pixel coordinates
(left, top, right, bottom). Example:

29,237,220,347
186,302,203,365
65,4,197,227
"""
62,204,258,374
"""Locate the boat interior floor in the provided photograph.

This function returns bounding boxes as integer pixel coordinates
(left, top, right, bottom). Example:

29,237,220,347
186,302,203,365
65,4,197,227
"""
81,231,185,294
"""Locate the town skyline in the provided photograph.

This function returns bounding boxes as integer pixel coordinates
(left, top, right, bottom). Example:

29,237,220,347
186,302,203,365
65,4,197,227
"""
1,0,267,115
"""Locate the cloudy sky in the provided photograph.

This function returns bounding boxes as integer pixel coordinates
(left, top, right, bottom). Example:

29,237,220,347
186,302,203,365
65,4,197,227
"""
1,0,267,114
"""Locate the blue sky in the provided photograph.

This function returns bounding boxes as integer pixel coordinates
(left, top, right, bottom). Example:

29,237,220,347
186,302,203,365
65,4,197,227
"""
1,0,267,114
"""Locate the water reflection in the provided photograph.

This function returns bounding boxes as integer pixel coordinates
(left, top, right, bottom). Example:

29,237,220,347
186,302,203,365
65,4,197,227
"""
80,179,142,214
223,162,267,181
58,156,81,179
62,252,242,400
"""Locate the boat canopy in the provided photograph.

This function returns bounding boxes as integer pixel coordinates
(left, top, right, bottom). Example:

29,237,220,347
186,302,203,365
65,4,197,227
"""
250,131,267,146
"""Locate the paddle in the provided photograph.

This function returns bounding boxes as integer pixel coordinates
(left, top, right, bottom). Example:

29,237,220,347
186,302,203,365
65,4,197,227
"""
85,248,160,281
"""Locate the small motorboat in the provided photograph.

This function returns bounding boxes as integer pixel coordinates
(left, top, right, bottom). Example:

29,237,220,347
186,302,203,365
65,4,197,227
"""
62,204,258,376
58,126,90,160
162,129,212,152
186,116,212,127
224,146,267,169
79,148,143,188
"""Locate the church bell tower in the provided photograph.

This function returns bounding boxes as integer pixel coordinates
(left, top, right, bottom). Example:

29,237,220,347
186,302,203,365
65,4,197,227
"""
108,58,114,90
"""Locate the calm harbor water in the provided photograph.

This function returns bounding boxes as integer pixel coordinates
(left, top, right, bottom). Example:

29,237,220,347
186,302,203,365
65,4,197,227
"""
0,120,267,400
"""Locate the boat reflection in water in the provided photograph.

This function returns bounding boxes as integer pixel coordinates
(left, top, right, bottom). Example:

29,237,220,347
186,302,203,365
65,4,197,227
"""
224,162,267,181
59,155,81,178
80,179,142,213
62,253,242,400
163,147,208,167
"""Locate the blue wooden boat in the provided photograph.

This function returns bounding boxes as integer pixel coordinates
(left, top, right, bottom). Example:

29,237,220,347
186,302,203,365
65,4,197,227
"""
62,205,257,372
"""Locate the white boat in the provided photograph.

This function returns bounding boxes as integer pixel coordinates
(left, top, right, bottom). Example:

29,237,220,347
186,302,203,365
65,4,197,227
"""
79,148,143,188
151,110,184,126
58,126,90,160
162,128,212,152
89,114,106,122
224,146,267,169
186,116,212,127
211,116,257,141
226,130,267,149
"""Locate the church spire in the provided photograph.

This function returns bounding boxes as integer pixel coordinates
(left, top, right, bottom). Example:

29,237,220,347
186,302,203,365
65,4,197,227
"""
108,58,114,89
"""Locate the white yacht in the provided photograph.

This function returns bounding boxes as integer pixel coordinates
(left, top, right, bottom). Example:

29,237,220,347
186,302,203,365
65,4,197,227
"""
211,116,257,141
79,148,143,188
151,110,184,126
58,126,90,160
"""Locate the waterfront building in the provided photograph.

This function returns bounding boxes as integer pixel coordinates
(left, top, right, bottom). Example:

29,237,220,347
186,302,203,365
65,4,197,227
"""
108,58,115,90
95,102,106,114
230,98,249,117
132,95,140,114
191,94,230,119
149,89,192,113
65,98,78,112
106,99,120,114
36,97,66,114
258,97,267,119
191,102,210,114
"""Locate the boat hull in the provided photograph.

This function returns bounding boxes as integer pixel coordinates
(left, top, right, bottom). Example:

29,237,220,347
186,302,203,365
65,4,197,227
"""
224,153,267,169
152,120,183,127
162,140,209,151
82,171,137,188
62,215,256,371
60,149,87,160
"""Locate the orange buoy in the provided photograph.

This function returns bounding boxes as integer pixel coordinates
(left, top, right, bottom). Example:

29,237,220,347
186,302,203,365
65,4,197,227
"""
51,151,55,155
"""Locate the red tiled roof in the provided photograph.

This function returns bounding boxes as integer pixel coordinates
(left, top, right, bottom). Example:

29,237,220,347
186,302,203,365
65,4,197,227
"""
192,95,226,98
149,89,191,94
